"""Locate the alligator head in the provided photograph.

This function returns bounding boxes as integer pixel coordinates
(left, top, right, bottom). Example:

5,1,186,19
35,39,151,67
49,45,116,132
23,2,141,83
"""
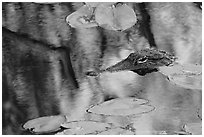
86,48,176,76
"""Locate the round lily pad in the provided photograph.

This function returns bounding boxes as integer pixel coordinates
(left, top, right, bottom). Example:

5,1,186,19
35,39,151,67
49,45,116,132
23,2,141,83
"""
159,63,202,90
168,74,201,90
66,5,98,28
184,122,202,135
23,115,66,133
85,2,116,8
95,3,137,31
87,98,154,116
159,63,201,76
98,127,135,135
59,121,112,135
66,3,136,31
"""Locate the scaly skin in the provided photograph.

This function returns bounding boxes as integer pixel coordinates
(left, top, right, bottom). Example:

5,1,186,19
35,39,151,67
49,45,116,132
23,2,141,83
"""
86,48,176,76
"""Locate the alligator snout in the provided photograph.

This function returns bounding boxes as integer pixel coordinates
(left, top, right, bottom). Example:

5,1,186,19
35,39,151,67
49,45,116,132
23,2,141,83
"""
86,48,176,76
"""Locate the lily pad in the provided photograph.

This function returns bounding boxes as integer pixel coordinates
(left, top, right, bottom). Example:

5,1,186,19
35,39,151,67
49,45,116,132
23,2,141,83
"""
85,2,116,8
66,3,136,31
159,63,202,90
66,5,98,28
98,127,135,135
184,122,202,135
95,3,137,31
59,120,112,135
87,98,154,116
23,115,66,133
159,63,202,76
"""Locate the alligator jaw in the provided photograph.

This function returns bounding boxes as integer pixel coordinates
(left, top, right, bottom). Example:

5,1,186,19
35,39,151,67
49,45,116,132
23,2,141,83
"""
101,58,159,76
86,58,136,76
101,58,136,73
87,58,158,76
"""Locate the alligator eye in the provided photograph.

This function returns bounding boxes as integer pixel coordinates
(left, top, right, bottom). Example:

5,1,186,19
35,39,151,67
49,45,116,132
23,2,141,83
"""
137,57,148,63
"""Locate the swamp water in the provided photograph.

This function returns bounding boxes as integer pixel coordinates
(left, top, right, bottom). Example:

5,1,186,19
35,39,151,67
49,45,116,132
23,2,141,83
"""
23,63,202,135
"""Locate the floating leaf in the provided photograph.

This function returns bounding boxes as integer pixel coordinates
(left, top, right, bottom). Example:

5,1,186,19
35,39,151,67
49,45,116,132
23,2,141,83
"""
159,63,202,76
59,121,112,135
98,127,135,135
23,115,66,133
85,2,115,8
159,63,202,90
184,122,202,135
168,74,201,90
66,3,137,31
66,5,98,28
95,3,137,31
87,98,154,116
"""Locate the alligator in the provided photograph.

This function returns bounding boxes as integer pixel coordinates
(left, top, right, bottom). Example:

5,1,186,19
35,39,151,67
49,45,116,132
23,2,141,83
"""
86,48,176,76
